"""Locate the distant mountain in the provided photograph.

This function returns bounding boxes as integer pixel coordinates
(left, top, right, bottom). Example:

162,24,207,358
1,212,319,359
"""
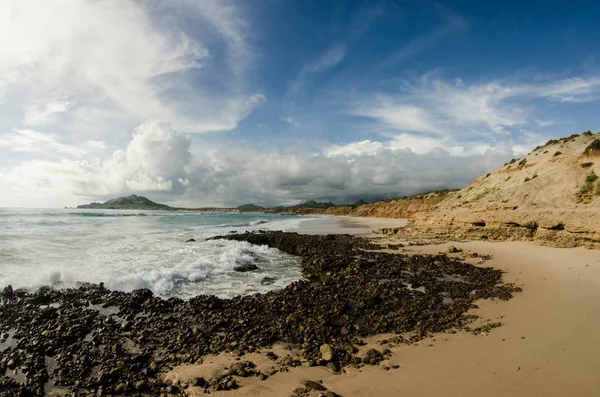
237,204,264,210
351,199,368,206
287,200,335,209
77,195,174,210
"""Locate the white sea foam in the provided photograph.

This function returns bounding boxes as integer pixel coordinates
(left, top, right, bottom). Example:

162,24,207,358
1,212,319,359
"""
0,209,314,298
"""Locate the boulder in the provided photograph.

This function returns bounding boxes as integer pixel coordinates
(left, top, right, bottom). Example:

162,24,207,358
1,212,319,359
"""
233,264,259,272
1,285,14,299
303,380,327,391
319,344,334,361
261,277,276,285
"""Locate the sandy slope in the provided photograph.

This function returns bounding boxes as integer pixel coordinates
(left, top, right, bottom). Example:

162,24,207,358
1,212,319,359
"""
410,133,600,247
164,218,600,396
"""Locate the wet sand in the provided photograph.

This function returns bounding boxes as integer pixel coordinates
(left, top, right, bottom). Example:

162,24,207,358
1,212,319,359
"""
171,219,600,397
295,215,407,235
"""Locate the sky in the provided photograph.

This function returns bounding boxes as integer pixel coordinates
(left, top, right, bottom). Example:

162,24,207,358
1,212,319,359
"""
1,0,600,208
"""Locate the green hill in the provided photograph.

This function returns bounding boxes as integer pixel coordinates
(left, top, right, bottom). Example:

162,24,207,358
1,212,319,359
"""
286,200,335,209
237,204,264,210
76,195,174,210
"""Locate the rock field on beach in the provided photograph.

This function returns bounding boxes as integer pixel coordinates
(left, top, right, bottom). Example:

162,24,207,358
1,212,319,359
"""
0,232,519,396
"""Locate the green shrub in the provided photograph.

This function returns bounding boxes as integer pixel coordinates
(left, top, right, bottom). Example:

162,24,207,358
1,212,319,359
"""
586,172,598,183
580,182,594,195
505,176,511,182
553,151,562,156
524,174,538,183
518,158,527,166
584,139,600,155
581,162,594,168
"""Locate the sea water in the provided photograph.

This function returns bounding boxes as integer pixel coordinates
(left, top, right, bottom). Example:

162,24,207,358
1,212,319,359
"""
0,208,312,299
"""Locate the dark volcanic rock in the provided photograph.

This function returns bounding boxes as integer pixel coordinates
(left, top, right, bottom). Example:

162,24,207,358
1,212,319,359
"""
1,285,14,299
233,264,260,272
261,277,277,285
0,231,520,395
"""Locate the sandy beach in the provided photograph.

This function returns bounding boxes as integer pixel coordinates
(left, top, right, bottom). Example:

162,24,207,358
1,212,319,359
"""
167,216,600,397
295,215,408,235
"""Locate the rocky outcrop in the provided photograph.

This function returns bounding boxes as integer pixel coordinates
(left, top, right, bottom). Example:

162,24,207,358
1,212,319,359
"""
0,232,519,395
409,132,600,248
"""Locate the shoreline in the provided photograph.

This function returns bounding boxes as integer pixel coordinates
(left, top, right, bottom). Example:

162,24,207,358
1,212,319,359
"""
185,237,600,397
0,230,518,395
294,215,408,235
1,217,598,396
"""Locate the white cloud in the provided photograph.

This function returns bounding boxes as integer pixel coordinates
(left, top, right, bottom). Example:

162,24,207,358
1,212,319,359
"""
284,117,301,127
24,101,72,126
0,121,513,207
537,77,600,103
0,0,262,136
287,44,346,99
352,103,442,135
0,129,101,157
349,74,600,150
373,4,466,74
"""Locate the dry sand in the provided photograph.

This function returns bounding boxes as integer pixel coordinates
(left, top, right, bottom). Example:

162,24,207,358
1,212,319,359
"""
167,217,600,396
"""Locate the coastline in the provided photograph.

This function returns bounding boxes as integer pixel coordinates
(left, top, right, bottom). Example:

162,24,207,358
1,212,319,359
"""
1,216,598,396
184,218,600,397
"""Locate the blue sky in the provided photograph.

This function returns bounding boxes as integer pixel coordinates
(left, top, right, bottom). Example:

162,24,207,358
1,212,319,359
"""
0,0,599,207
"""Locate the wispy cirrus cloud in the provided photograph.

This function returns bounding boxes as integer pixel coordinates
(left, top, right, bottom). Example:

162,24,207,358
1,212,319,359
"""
372,4,467,75
0,129,104,158
348,73,600,154
0,0,263,137
286,44,347,100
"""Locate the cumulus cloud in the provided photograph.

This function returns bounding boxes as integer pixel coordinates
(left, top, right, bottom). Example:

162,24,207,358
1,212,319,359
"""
0,121,514,207
0,0,262,136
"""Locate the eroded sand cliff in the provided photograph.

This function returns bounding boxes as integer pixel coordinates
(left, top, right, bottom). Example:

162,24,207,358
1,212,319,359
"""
408,132,600,247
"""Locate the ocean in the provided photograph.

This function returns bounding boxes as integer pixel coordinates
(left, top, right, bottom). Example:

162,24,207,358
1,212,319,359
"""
0,208,311,299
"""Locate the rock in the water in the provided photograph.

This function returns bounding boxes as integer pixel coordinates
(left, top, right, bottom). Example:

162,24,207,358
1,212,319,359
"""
233,264,259,272
320,344,334,361
261,277,277,285
131,288,153,300
1,285,14,299
186,238,196,243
